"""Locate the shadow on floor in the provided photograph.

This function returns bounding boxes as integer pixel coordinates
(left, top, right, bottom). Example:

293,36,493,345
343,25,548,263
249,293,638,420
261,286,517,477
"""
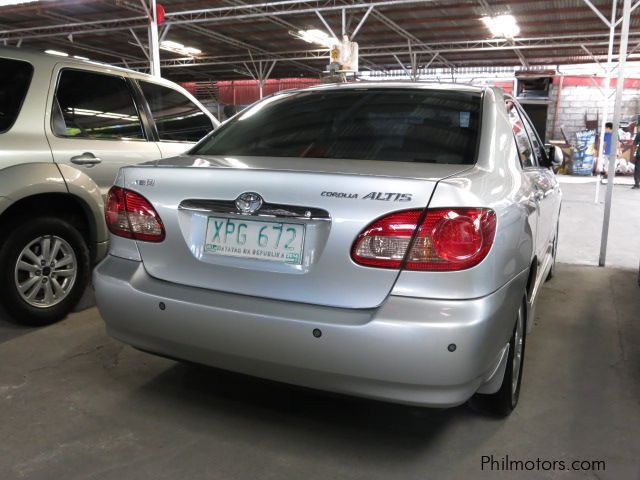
0,306,37,343
0,286,96,343
127,359,490,458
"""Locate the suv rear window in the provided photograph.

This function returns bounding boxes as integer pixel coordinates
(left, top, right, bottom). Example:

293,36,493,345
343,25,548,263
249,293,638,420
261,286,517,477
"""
0,58,34,134
192,88,481,164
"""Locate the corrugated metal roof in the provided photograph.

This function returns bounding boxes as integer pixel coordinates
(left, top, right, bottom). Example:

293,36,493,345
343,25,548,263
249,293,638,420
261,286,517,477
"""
0,0,636,83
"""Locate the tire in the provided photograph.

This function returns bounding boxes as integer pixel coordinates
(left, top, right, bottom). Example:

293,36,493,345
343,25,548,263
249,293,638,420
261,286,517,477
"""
0,217,90,326
470,298,526,417
546,223,559,281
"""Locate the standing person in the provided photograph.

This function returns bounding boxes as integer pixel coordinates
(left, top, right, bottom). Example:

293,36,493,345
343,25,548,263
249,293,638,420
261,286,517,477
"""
603,122,614,159
600,122,614,179
602,122,628,177
633,128,640,189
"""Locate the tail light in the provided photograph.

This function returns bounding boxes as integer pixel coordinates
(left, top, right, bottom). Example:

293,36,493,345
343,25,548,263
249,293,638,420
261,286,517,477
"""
351,208,496,271
105,186,165,242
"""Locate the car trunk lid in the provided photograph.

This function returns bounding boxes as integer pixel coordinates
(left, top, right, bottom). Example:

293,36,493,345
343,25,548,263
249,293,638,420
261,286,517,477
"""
124,156,470,309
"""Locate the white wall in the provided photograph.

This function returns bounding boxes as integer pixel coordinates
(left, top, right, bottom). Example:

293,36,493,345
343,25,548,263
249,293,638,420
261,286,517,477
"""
546,82,640,141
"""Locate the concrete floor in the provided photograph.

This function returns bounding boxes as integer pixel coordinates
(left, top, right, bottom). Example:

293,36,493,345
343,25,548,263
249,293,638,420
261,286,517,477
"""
556,178,640,269
1,265,639,480
1,182,639,480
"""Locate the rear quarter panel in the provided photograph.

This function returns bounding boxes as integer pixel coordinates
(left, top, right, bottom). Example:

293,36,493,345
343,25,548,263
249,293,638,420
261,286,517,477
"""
0,163,67,212
391,88,534,300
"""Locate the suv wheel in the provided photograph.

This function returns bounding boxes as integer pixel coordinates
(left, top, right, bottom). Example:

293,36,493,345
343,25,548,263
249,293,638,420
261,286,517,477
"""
470,298,526,417
0,217,90,326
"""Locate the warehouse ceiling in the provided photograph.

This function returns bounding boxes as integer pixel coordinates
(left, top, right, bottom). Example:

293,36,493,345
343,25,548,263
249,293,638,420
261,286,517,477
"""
1,0,639,82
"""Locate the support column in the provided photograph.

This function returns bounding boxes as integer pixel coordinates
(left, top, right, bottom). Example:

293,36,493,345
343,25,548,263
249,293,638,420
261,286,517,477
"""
148,0,161,77
599,0,631,266
258,61,277,99
258,61,264,99
594,0,617,203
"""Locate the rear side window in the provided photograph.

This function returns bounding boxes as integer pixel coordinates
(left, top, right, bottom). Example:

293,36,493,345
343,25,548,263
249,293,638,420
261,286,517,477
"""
506,101,536,168
53,69,144,140
0,58,33,134
192,89,481,164
519,108,546,164
139,81,212,142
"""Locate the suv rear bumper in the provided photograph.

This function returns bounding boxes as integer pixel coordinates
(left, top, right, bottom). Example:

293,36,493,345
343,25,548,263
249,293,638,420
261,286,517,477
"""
94,255,528,407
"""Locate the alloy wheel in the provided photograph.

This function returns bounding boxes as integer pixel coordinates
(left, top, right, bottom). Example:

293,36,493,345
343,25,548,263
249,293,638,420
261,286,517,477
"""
511,304,525,397
14,235,78,308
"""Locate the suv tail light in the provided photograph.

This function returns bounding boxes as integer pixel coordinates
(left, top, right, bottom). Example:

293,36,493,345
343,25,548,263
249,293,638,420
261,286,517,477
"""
351,208,496,271
105,186,165,242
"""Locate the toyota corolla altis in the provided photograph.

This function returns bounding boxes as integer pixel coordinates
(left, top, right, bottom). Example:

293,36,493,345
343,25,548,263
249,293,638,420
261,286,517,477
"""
94,84,561,416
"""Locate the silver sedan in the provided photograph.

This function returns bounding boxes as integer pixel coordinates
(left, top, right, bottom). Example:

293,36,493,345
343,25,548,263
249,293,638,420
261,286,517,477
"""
94,83,561,416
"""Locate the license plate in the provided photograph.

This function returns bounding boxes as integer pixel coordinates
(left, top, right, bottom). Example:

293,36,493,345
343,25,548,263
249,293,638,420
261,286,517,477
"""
204,216,305,264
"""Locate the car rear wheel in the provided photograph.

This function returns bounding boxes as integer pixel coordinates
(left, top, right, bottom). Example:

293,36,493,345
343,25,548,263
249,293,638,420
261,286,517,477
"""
0,217,90,326
546,223,559,281
470,298,526,417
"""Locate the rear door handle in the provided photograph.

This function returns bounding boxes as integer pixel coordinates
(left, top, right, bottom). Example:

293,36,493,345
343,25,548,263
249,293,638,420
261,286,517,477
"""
70,152,102,167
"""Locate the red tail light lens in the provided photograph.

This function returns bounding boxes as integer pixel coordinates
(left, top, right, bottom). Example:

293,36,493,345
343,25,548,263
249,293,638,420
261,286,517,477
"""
351,208,496,271
105,186,165,242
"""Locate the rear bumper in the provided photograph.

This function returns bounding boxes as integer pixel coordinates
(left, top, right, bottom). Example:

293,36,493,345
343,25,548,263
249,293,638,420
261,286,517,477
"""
94,256,528,407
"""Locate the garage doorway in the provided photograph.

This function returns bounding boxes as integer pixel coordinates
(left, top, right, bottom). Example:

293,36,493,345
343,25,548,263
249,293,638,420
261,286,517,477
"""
521,103,549,143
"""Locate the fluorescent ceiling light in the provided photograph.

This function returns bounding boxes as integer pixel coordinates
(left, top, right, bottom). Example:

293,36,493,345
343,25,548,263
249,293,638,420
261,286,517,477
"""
161,40,184,49
44,49,68,57
481,14,520,39
292,29,338,48
298,29,330,44
0,0,39,6
160,40,201,56
73,55,89,60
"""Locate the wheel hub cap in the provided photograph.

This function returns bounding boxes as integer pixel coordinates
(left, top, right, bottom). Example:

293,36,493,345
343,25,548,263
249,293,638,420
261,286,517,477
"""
14,235,78,308
511,306,524,397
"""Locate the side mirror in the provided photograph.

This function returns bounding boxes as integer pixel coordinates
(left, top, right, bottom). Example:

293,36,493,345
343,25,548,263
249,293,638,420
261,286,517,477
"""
546,145,564,169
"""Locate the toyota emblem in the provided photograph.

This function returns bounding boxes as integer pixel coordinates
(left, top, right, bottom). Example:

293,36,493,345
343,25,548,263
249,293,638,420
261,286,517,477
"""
235,192,263,214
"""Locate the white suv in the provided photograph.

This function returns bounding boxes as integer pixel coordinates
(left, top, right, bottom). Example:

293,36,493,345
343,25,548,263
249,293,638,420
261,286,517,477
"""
0,47,219,325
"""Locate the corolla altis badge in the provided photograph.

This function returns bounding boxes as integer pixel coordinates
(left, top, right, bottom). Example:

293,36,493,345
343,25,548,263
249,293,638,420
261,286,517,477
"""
235,192,263,214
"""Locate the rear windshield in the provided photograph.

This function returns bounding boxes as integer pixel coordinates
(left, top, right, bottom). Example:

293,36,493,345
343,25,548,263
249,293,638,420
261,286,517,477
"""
0,58,34,134
192,88,481,164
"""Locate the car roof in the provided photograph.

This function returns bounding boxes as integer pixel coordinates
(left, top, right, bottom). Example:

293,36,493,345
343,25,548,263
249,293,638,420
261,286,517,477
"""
262,82,490,102
289,81,486,94
0,45,201,90
1,46,493,100
0,45,135,75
